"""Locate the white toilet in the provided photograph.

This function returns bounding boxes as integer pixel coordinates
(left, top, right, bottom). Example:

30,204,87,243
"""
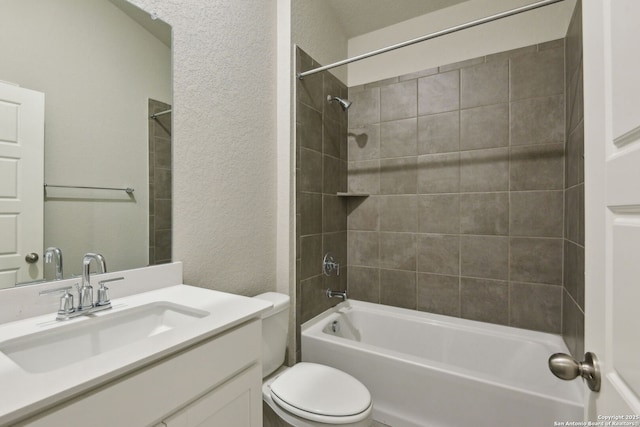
254,292,372,427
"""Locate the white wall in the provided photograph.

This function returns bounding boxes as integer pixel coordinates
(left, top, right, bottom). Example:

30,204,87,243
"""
130,0,278,296
0,0,170,277
292,0,349,84
348,0,577,86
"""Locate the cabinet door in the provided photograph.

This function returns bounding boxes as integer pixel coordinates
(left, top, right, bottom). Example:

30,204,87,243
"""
163,364,262,427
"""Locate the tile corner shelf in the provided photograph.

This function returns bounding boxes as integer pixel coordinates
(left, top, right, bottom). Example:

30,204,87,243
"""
336,192,369,197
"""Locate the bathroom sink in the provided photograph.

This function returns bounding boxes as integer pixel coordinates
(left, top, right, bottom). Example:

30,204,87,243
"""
0,302,208,374
0,280,272,426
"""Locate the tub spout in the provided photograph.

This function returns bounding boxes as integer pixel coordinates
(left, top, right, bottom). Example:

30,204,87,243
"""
326,288,348,300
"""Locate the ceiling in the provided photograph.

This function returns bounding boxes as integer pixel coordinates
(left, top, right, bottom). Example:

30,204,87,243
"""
109,0,468,46
326,0,470,39
108,0,171,47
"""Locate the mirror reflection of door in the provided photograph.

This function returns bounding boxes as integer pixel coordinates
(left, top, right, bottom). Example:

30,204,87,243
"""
0,82,44,288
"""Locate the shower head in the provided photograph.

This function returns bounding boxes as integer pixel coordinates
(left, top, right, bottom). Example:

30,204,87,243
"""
327,95,352,111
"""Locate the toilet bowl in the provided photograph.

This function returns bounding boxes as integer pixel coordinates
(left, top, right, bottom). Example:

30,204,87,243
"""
254,292,372,427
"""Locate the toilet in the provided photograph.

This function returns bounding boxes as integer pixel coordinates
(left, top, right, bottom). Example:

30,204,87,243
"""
254,292,372,427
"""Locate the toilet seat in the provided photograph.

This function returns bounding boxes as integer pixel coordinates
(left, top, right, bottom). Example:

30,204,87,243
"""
269,363,372,424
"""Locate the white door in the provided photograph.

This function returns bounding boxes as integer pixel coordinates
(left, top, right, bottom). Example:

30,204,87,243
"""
584,0,640,418
0,82,44,288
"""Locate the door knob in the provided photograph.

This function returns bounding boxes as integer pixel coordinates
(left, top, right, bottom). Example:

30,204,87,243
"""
548,352,601,392
25,252,39,263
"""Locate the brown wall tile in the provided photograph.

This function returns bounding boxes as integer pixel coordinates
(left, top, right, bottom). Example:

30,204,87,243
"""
418,234,459,275
381,80,417,121
510,282,561,333
348,124,380,161
418,71,460,115
380,157,417,194
339,39,574,335
510,191,564,237
418,194,460,234
460,148,509,192
460,277,508,325
380,269,417,309
510,46,564,101
302,39,581,338
379,232,416,271
460,59,509,108
417,273,460,316
418,111,460,154
511,95,565,146
417,153,460,193
379,195,417,232
460,235,509,280
460,104,509,150
348,266,380,303
460,192,509,235
510,143,565,191
510,237,563,285
380,118,418,158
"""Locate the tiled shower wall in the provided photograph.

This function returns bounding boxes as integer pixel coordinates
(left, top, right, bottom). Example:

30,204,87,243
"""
562,0,585,357
295,48,348,358
148,99,172,265
346,40,567,333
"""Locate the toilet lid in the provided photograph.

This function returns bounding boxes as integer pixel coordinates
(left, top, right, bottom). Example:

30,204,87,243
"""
269,363,371,422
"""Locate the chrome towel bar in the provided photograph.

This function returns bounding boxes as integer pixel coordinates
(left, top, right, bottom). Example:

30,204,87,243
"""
44,184,134,194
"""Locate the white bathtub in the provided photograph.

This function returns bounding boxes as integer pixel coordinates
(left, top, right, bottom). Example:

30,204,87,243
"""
302,300,583,427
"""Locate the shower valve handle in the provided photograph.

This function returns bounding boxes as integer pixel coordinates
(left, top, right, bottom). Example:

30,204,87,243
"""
323,253,340,276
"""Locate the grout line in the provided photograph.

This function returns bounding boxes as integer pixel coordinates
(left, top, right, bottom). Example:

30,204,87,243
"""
507,51,513,327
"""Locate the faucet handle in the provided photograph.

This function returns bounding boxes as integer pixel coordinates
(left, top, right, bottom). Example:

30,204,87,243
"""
96,277,123,306
39,286,75,316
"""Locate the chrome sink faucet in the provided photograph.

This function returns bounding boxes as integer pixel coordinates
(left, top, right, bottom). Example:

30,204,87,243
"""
39,252,123,321
79,253,107,310
44,247,64,280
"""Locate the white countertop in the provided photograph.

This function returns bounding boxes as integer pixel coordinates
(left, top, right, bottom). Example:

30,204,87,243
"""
0,284,271,425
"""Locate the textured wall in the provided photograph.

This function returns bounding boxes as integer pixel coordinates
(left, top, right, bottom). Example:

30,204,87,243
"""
346,40,567,334
562,0,585,358
130,0,277,295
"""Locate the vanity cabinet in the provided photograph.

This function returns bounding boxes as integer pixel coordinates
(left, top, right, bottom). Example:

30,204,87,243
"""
17,320,262,427
158,363,260,427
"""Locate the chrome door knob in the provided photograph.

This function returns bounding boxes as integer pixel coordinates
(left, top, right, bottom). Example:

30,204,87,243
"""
548,352,601,392
25,252,39,263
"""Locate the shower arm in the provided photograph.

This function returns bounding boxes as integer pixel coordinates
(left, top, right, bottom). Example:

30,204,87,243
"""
297,0,566,80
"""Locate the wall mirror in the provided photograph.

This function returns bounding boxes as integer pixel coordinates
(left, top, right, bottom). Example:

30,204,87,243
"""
0,0,172,287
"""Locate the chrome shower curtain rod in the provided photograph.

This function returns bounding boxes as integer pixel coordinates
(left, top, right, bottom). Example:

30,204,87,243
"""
149,109,172,119
297,0,566,80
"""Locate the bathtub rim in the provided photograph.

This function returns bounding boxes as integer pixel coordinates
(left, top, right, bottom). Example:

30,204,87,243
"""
301,299,584,408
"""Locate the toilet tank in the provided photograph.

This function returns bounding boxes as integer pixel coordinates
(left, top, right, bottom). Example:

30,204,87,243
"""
253,292,290,378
